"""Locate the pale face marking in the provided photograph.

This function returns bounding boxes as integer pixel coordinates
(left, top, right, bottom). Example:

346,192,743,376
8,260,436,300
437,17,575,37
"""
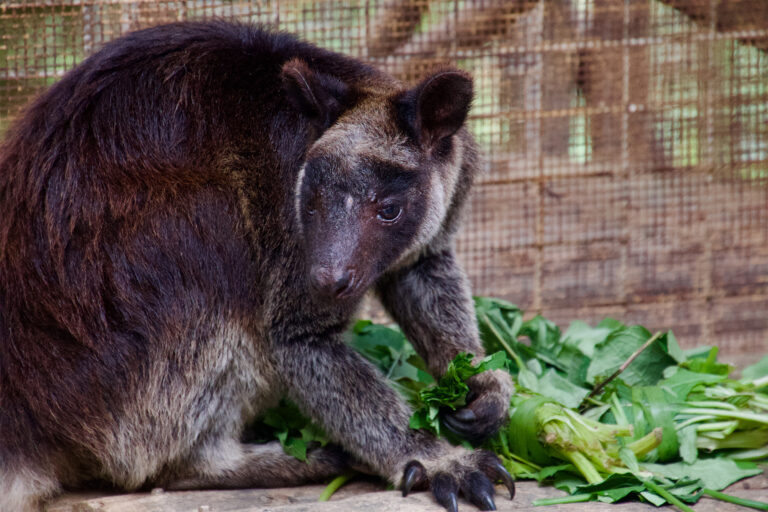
345,195,354,212
294,164,307,229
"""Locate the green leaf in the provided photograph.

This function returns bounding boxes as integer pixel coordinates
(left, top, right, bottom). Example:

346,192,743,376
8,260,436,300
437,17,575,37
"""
582,404,611,423
283,436,308,461
667,479,705,503
520,315,562,356
640,479,699,511
351,319,372,333
678,426,698,464
665,331,687,364
598,318,625,330
642,459,762,491
683,345,715,360
516,365,541,392
473,296,522,321
526,358,544,376
532,368,591,409
508,396,557,466
252,399,328,462
550,320,616,386
408,408,435,433
552,472,590,494
659,368,726,401
388,360,434,385
533,463,577,482
631,386,680,461
474,297,524,355
680,347,733,376
587,327,679,387
742,355,768,381
639,489,667,506
572,473,647,503
561,320,614,359
476,350,507,373
409,351,507,435
345,322,407,371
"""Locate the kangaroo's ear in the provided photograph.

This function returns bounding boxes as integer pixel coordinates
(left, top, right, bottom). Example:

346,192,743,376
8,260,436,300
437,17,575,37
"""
397,69,473,149
281,58,351,131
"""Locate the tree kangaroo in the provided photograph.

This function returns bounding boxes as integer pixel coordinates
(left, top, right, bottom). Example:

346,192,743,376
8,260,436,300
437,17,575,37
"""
0,21,514,511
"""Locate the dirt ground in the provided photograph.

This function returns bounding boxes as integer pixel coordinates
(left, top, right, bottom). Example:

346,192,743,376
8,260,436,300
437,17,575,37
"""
48,470,767,512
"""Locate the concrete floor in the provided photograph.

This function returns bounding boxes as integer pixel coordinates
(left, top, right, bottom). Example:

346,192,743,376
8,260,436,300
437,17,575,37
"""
48,470,767,512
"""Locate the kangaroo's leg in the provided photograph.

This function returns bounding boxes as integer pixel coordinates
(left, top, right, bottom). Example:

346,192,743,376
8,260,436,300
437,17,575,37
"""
162,439,349,490
0,463,59,512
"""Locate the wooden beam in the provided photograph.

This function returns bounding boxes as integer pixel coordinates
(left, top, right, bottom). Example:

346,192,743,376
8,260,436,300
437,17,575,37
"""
661,0,768,51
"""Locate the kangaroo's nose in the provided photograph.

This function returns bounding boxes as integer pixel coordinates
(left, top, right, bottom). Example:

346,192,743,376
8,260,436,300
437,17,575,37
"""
310,266,355,298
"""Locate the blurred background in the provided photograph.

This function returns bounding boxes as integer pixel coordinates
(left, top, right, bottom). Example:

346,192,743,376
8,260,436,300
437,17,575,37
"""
1,0,766,363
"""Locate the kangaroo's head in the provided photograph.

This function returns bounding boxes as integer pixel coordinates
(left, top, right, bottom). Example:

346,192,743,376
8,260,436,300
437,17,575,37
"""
283,59,473,300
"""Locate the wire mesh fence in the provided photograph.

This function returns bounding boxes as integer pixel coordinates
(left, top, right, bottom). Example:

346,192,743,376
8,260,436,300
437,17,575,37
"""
1,0,766,357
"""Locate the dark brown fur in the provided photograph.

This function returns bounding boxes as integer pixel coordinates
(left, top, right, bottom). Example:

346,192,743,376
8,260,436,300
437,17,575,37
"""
0,21,513,511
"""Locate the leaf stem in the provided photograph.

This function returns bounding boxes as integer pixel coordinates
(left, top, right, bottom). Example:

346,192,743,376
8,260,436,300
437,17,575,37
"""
696,429,768,450
695,420,738,433
627,427,663,457
677,408,768,425
482,313,526,370
642,479,695,512
702,488,768,511
318,473,354,501
675,415,718,430
506,451,542,470
385,351,402,379
565,451,603,484
584,331,663,403
727,446,768,461
685,400,739,411
610,393,630,425
533,494,592,506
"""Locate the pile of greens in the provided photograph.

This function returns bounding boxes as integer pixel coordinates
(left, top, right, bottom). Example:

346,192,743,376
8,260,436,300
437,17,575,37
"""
251,297,768,510
472,297,768,510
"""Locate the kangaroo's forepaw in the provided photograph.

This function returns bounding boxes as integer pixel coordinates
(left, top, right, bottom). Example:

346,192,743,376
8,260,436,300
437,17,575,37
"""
400,451,514,511
442,369,513,444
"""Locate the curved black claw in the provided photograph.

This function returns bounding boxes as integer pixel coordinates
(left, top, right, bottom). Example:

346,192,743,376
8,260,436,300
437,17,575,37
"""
480,493,497,511
491,460,515,500
442,411,486,445
431,473,459,512
461,471,496,511
442,403,505,445
401,460,426,497
453,408,477,422
477,452,516,500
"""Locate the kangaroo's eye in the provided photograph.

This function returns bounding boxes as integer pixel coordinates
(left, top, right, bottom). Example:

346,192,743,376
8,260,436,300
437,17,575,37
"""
377,205,402,223
306,204,316,216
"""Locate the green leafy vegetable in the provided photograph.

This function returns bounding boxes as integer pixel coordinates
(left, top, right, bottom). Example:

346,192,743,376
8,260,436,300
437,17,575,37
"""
586,327,682,387
253,400,329,461
410,351,506,435
248,298,767,510
742,355,768,389
642,458,762,491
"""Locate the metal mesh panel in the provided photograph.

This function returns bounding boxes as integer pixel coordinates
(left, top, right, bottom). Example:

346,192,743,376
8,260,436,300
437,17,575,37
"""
1,1,766,357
